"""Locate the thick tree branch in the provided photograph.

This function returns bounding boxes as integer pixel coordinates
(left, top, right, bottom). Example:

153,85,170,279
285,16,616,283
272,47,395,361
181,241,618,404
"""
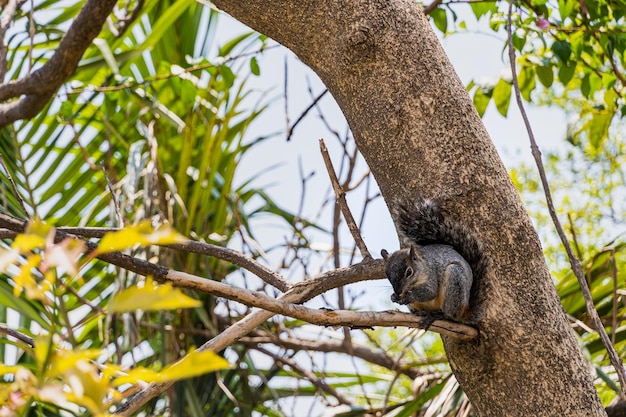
0,218,474,341
0,0,117,127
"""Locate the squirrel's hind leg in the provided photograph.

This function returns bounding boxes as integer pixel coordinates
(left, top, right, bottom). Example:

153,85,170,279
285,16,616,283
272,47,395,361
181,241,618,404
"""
413,311,446,331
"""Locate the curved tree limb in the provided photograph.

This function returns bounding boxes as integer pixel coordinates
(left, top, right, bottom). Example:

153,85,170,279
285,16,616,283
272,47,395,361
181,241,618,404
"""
0,0,117,127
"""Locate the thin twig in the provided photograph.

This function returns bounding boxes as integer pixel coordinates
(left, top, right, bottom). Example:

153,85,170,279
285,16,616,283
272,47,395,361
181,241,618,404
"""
101,162,123,226
1,215,292,293
506,0,626,397
286,89,328,141
0,153,27,215
65,46,279,96
0,0,26,81
114,257,384,416
423,0,443,15
240,332,423,380
0,323,34,347
611,247,618,345
283,55,290,136
319,139,372,259
255,345,353,405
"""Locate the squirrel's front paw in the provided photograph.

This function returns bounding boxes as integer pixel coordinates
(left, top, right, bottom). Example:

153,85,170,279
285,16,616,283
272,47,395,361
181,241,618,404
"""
391,293,410,305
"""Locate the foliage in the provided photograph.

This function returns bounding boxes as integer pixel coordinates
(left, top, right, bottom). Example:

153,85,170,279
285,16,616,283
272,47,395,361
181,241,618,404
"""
428,0,626,151
0,0,307,415
0,220,229,415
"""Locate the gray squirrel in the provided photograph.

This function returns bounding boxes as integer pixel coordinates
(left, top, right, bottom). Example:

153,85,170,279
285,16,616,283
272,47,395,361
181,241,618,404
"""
381,196,488,324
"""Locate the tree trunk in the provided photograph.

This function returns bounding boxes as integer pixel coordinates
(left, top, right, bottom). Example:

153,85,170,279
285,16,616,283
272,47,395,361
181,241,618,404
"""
212,1,606,415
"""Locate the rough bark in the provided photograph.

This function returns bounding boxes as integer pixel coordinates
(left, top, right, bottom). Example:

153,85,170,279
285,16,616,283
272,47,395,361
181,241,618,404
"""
212,1,606,416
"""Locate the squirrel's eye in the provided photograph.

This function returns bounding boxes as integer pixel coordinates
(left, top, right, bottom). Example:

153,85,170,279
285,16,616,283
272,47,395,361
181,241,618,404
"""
404,267,413,278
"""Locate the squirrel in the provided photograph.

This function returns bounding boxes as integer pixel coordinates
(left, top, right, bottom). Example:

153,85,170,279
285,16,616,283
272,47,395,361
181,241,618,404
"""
381,195,488,324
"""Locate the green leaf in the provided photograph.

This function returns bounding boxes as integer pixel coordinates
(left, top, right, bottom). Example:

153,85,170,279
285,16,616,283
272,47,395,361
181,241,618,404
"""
581,73,602,99
0,281,50,330
512,31,526,51
518,66,536,101
249,56,260,76
492,79,512,116
394,378,447,417
595,365,621,393
219,65,236,89
552,40,572,63
536,65,554,87
558,63,576,85
431,8,448,33
219,32,255,57
586,111,613,149
140,0,196,52
470,1,498,19
473,87,491,117
558,0,574,19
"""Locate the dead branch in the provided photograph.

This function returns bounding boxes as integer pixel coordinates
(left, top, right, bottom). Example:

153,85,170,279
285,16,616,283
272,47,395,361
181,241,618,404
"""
319,138,371,259
240,333,424,380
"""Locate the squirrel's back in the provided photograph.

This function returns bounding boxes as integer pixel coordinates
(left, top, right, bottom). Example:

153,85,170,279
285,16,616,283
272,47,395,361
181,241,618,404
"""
393,196,488,287
391,196,488,320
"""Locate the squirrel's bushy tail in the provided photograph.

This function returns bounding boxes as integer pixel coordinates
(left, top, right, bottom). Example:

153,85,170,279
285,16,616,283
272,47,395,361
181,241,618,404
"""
394,195,489,306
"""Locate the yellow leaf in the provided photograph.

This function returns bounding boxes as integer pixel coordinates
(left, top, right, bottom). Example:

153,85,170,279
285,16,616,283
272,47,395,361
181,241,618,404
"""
12,218,52,253
26,218,52,237
48,349,102,377
13,254,43,298
112,367,161,386
113,350,229,386
12,234,46,253
108,277,201,313
64,360,109,416
96,221,185,254
160,349,230,380
0,364,26,376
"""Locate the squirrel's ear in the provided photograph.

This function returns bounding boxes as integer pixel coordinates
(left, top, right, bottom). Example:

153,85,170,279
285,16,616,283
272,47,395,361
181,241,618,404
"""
409,244,425,261
381,249,389,260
